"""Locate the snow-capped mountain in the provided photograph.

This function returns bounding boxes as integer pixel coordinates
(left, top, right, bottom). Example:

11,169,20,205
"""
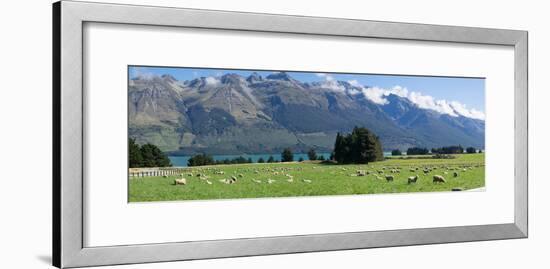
128,72,484,154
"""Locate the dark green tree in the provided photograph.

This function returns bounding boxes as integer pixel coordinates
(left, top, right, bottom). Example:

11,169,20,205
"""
333,132,345,163
332,127,383,164
407,147,430,155
307,148,317,161
267,156,275,163
187,153,214,166
129,138,143,168
318,155,326,161
258,157,265,163
139,143,172,167
466,147,477,154
391,149,402,156
298,157,304,162
281,148,294,162
349,127,383,163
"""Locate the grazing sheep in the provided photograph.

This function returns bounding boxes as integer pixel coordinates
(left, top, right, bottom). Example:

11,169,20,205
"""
377,170,384,174
443,171,449,175
267,179,276,184
357,170,367,177
385,175,394,182
206,180,212,185
408,175,419,184
409,168,416,173
433,175,446,183
287,178,294,183
174,178,187,185
162,175,168,178
219,178,233,184
302,179,312,183
453,172,459,177
215,171,225,175
252,179,262,184
187,173,193,177
231,175,238,182
238,174,244,178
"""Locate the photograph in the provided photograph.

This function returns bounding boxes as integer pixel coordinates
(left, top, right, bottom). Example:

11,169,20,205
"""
127,66,486,202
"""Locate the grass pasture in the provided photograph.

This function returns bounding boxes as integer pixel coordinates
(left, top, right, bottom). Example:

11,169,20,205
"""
129,153,485,202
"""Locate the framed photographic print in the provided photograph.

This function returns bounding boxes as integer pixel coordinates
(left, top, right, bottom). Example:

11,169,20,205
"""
53,1,528,268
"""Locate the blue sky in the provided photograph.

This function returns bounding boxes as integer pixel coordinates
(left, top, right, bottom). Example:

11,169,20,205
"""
129,66,485,115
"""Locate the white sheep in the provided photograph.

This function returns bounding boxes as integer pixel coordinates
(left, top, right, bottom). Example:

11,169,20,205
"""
408,175,418,184
174,178,187,185
433,175,446,183
385,175,394,182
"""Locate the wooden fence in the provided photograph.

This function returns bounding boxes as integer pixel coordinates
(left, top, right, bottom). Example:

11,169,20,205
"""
129,168,186,178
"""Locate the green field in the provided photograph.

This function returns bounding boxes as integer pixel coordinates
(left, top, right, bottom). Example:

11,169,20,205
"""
129,153,485,202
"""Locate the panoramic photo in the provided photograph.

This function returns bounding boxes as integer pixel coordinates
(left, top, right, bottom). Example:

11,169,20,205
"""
127,66,486,202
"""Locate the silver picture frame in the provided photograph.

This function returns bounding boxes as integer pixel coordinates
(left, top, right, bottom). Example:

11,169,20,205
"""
53,1,528,268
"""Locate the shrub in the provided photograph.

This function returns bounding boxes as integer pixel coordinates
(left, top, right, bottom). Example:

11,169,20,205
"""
187,154,214,167
391,149,402,156
307,148,317,160
281,148,294,162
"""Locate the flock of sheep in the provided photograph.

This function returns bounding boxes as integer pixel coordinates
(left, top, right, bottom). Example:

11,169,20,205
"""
169,163,482,189
171,166,313,186
351,163,482,186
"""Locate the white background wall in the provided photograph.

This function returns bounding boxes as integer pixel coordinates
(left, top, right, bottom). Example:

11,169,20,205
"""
0,0,546,268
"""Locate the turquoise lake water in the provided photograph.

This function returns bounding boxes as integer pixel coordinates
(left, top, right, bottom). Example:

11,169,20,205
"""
169,152,392,167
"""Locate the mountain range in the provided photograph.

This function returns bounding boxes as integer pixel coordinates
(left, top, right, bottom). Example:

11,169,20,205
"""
128,72,485,155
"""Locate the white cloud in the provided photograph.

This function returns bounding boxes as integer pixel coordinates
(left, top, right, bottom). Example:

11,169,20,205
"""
450,101,486,120
347,80,362,87
316,73,335,81
362,87,389,105
315,73,344,91
132,67,157,80
348,80,484,120
204,76,220,86
322,80,345,92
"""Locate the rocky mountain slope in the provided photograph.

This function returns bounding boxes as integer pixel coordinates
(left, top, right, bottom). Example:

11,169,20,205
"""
128,72,484,154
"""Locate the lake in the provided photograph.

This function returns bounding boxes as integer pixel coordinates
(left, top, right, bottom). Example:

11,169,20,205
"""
168,152,393,167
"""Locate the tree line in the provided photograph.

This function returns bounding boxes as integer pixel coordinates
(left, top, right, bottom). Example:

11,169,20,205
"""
129,138,172,168
187,148,325,167
391,145,483,156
